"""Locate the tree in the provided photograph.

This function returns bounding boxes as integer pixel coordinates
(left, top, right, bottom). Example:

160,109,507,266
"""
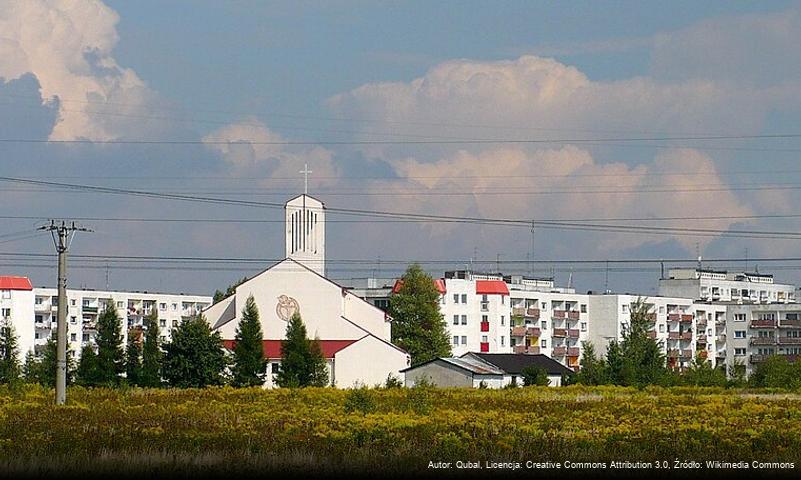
22,351,37,383
388,264,451,365
603,299,668,387
521,365,550,386
749,355,800,388
727,358,747,388
231,295,268,387
682,354,727,387
574,341,607,385
124,330,143,386
162,314,226,388
95,306,125,386
212,276,249,304
605,340,625,385
28,337,74,387
0,318,21,384
275,313,329,388
139,309,163,388
75,344,102,386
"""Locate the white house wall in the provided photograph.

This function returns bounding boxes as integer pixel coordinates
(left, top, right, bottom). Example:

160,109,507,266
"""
333,335,409,388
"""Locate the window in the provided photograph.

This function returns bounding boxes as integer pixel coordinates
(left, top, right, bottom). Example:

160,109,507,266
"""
501,296,505,305
453,294,459,303
581,322,587,332
0,308,10,318
82,299,90,307
461,336,467,345
453,315,459,325
659,324,665,333
461,315,467,325
172,320,178,327
160,319,167,327
172,303,178,311
622,304,629,313
482,315,488,322
734,331,746,339
70,333,76,342
580,304,587,313
481,335,488,343
501,315,505,326
482,294,488,302
35,297,43,305
461,294,467,304
541,321,547,330
117,301,124,308
70,299,76,306
0,290,10,299
453,336,459,345
70,316,77,324
659,306,665,314
159,303,167,311
500,336,505,347
787,313,799,321
734,313,746,322
82,334,89,342
734,348,746,356
35,333,40,340
541,302,547,310
541,339,547,348
35,315,43,323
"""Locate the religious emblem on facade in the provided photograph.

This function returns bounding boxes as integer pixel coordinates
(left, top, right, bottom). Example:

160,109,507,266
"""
276,295,300,321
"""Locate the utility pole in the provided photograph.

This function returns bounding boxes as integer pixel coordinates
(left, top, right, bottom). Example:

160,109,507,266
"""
38,220,92,405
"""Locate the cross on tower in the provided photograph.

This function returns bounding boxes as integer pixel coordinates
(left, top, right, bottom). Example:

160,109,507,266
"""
300,163,312,195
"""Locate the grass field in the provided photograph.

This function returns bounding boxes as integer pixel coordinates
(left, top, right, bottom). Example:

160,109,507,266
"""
1,384,800,477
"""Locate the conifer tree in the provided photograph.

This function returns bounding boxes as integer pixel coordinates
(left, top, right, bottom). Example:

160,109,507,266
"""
33,337,74,387
22,351,37,383
162,314,225,388
124,330,143,386
95,306,125,386
388,264,451,365
0,318,21,384
76,344,102,386
231,295,268,387
276,313,329,387
140,309,163,387
574,341,607,385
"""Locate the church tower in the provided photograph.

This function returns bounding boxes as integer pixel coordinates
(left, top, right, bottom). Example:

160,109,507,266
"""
285,194,325,276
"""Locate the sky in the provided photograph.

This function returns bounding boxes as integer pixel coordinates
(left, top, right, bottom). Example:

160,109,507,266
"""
0,0,800,296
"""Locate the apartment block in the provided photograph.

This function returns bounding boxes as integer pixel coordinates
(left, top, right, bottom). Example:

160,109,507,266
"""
659,268,796,304
724,304,801,376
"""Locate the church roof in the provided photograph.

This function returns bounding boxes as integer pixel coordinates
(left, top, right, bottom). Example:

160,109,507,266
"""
285,193,325,208
222,339,358,359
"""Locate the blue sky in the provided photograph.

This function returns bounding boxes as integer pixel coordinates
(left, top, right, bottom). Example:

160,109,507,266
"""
0,1,800,295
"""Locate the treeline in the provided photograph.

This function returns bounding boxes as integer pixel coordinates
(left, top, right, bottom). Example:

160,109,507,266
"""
570,300,799,389
0,295,328,389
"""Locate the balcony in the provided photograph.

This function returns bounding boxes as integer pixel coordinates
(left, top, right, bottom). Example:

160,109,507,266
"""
680,332,693,341
82,306,98,314
696,320,707,329
667,314,680,322
552,310,566,319
698,350,708,360
680,349,693,358
751,319,777,328
480,342,489,353
750,337,777,345
567,347,580,357
778,337,801,345
552,328,567,338
667,349,680,358
480,321,489,332
511,326,527,337
646,313,657,321
647,331,657,339
82,321,97,331
697,335,707,344
567,329,580,338
668,331,681,340
552,346,567,356
567,311,580,320
680,314,694,323
750,354,767,363
34,303,50,312
525,308,540,319
779,319,801,328
526,327,541,337
717,334,727,342
513,345,540,355
512,306,526,316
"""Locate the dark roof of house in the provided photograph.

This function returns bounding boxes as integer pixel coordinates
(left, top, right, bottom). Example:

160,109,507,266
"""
462,352,574,376
399,356,504,375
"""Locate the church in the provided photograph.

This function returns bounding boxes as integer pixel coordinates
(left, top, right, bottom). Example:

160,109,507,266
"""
202,191,410,388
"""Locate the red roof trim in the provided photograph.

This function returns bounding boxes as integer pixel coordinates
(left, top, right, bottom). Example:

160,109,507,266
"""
475,280,509,296
222,339,358,359
0,276,33,291
392,278,447,295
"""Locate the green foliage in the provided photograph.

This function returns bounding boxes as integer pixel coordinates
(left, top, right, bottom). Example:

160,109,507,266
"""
344,385,376,414
727,358,747,388
383,373,403,389
140,309,163,387
406,380,432,414
25,337,74,387
75,345,103,386
574,341,606,385
388,264,451,365
682,355,728,387
95,306,125,386
231,295,267,387
0,318,21,384
603,299,668,388
521,365,550,386
275,313,329,388
162,314,226,388
212,276,249,304
124,331,143,386
749,355,801,389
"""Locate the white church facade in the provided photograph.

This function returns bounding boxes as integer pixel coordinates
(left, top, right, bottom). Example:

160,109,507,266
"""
203,193,410,388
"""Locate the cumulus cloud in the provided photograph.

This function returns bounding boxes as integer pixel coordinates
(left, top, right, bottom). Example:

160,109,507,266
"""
0,0,162,140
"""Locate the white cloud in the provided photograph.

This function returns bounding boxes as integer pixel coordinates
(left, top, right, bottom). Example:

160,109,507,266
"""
0,0,161,140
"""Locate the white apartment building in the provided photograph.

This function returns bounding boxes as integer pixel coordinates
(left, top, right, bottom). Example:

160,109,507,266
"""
506,275,589,371
440,271,511,356
724,304,801,376
8,282,211,361
659,268,796,304
0,277,35,366
587,295,726,370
